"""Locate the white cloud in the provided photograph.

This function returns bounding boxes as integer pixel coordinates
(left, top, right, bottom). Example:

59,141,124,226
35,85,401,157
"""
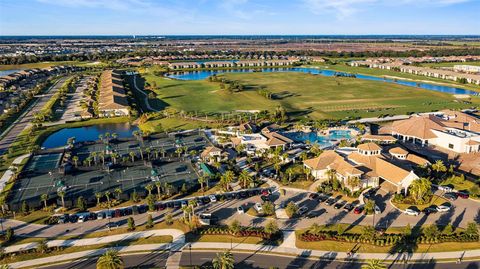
36,0,150,10
303,0,472,18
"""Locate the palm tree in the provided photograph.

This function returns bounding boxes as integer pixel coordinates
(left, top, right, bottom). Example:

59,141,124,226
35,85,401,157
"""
72,156,79,168
145,148,151,160
57,191,66,208
175,147,183,158
90,151,98,165
303,166,311,181
285,167,294,182
409,178,432,203
220,170,235,191
86,156,93,167
212,251,235,269
346,176,361,190
114,188,122,200
145,183,154,196
95,192,102,206
129,151,136,163
160,148,166,158
239,170,253,188
98,152,105,166
96,249,124,269
362,259,386,269
198,176,206,192
111,152,119,165
104,191,111,204
188,199,197,219
41,194,48,210
153,148,159,160
98,134,104,143
111,133,118,141
155,181,162,199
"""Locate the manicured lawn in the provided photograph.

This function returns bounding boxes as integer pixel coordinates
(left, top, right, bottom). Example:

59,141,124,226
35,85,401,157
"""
186,234,266,245
138,117,221,133
440,177,477,192
144,70,480,121
14,210,52,225
0,61,100,71
392,195,449,211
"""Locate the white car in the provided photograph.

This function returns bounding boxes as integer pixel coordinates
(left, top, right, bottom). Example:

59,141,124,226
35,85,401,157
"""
437,204,451,212
237,206,245,214
254,203,263,213
374,205,382,215
209,195,217,203
405,208,420,216
77,214,86,223
438,185,453,192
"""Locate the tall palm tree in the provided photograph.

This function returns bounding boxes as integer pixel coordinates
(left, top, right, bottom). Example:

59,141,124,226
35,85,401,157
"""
198,176,206,192
212,251,235,269
95,192,102,206
41,194,48,210
104,191,111,204
72,156,79,168
220,170,235,191
155,181,162,199
111,133,118,141
145,148,151,160
362,259,386,269
175,147,183,158
96,249,124,269
409,178,432,203
114,188,122,200
285,167,294,182
129,151,136,163
57,191,66,208
145,183,154,196
98,152,105,166
239,170,253,188
111,152,119,165
431,160,447,174
90,152,98,165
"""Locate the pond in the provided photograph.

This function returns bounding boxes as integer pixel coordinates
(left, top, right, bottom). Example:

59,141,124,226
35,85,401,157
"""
284,130,352,148
42,123,139,148
167,67,477,95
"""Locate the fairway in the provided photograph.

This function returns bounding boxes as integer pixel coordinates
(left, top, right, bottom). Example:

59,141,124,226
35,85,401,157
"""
146,71,479,120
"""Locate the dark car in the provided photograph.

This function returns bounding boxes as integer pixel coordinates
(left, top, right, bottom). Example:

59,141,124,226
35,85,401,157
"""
334,201,346,209
261,195,271,202
89,212,97,220
173,202,181,209
202,196,211,203
225,193,234,200
325,198,336,206
58,214,69,224
240,191,247,198
344,203,354,212
132,205,139,215
124,207,133,215
247,190,256,197
444,192,458,201
106,222,119,229
69,215,78,223
423,206,438,215
457,191,469,199
114,209,122,218
138,205,148,213
317,195,328,203
309,193,319,200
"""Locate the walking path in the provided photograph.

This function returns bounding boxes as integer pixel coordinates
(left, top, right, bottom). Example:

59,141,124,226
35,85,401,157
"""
132,75,159,112
7,240,480,268
4,229,185,254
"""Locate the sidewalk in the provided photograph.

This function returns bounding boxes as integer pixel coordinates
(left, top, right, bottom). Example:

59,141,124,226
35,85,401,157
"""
8,240,479,269
4,229,185,254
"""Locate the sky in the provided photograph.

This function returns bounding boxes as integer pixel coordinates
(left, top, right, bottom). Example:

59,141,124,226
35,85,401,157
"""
0,0,479,35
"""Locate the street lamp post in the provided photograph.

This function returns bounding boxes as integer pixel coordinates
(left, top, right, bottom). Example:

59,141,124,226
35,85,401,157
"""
189,243,192,268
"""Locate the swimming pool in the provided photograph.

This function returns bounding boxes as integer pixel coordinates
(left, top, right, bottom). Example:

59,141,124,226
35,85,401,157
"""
284,130,352,148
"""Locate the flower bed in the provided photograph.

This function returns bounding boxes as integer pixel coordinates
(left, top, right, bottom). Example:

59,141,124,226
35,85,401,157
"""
197,226,276,240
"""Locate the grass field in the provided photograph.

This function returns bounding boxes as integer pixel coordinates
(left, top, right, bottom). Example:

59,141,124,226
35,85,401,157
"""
0,61,102,71
144,71,479,120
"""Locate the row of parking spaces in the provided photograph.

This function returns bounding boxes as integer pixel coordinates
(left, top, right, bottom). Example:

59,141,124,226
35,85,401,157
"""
52,188,273,225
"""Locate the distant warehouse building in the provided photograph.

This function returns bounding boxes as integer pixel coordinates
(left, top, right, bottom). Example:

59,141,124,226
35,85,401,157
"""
454,65,480,74
98,70,130,117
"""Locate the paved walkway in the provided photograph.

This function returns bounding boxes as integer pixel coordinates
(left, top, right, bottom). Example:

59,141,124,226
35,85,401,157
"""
132,75,159,112
4,229,185,254
7,240,480,268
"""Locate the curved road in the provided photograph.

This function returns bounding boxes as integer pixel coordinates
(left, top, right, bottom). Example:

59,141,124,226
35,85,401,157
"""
41,251,480,269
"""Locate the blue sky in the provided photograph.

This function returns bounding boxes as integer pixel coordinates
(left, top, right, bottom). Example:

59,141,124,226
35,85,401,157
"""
0,0,479,35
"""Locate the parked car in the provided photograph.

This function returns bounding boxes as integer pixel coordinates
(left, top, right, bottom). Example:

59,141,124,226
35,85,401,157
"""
354,206,363,214
334,200,346,209
124,207,132,215
308,193,319,200
106,222,119,229
239,191,247,198
438,185,453,192
173,202,181,209
138,205,147,213
423,206,437,215
317,194,328,203
405,207,420,216
237,206,245,214
114,209,122,218
78,214,87,223
261,189,269,196
69,215,78,223
298,206,309,215
444,192,458,201
58,214,69,224
157,203,166,210
325,198,336,206
209,195,217,203
181,200,188,208
254,203,263,213
106,210,113,219
457,191,469,199
202,196,210,204
374,205,382,215
261,195,272,202
437,204,452,212
344,203,354,212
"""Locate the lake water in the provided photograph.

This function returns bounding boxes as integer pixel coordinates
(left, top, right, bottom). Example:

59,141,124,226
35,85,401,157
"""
0,69,21,76
167,67,477,95
42,123,139,148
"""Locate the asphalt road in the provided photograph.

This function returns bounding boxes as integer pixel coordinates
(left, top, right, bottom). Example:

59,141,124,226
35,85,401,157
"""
40,251,480,269
0,76,69,153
